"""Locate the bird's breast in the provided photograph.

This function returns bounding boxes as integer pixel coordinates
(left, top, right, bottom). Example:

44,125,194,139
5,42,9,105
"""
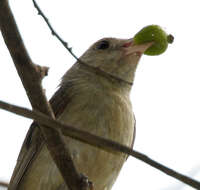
20,89,135,190
57,90,135,189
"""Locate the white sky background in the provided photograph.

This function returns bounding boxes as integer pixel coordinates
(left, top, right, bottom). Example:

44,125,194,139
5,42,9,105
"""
0,0,200,189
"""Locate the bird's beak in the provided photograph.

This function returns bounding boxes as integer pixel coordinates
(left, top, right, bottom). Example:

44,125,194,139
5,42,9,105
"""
122,39,153,56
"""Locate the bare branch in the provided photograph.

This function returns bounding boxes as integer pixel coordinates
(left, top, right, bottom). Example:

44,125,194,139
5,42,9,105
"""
32,0,79,61
0,181,9,188
0,100,199,189
0,1,84,190
31,0,133,86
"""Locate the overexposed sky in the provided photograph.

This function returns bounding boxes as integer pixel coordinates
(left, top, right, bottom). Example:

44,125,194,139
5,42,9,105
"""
0,0,200,189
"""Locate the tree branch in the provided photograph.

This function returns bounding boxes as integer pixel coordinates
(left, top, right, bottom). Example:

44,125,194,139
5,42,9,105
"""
0,181,9,188
32,0,79,61
0,1,85,190
32,0,133,86
0,100,199,189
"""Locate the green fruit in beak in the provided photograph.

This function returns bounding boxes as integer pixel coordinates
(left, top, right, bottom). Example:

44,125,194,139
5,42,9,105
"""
133,25,174,56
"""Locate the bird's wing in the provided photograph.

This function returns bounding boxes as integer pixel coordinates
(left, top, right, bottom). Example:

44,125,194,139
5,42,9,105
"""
8,84,72,190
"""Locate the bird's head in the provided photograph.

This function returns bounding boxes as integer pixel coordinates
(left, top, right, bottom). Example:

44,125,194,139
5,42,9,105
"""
79,37,152,86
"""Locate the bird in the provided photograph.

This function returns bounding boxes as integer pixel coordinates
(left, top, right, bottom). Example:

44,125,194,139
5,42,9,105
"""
8,37,152,190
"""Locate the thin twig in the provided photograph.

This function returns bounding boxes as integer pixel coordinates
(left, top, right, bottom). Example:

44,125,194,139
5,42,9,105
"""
0,181,9,188
31,0,133,86
32,0,79,61
0,100,199,189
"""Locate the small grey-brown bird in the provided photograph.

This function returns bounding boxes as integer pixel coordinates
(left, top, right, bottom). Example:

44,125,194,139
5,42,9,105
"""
8,38,152,190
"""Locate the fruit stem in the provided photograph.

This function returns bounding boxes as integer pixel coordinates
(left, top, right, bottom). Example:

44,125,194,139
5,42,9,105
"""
167,34,174,44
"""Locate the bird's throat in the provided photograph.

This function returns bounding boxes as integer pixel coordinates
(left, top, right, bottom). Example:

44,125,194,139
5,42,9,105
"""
77,60,133,86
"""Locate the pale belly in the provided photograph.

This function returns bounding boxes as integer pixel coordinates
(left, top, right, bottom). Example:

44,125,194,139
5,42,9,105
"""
19,93,135,190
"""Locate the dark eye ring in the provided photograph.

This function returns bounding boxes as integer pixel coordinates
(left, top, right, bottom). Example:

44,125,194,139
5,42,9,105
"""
96,40,110,50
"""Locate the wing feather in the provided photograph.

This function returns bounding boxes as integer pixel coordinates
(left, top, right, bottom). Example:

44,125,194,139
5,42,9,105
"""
8,84,72,190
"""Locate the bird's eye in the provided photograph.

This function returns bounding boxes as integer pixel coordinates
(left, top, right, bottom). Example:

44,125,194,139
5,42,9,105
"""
96,40,110,50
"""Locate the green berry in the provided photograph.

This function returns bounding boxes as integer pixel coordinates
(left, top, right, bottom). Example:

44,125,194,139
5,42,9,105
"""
133,25,174,56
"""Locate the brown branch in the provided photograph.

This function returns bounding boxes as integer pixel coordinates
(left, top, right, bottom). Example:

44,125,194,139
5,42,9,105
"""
0,1,84,190
0,181,9,188
32,0,79,61
0,100,200,189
